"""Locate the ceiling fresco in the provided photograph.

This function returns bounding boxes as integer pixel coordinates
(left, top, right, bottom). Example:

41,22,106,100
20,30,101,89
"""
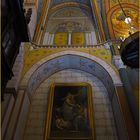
112,8,140,38
105,0,139,39
109,0,138,9
50,0,91,8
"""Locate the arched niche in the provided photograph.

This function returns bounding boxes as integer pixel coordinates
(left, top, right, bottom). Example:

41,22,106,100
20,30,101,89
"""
41,4,97,45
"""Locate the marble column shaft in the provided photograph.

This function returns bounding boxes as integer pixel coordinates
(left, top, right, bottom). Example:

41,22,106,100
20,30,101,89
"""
118,68,139,132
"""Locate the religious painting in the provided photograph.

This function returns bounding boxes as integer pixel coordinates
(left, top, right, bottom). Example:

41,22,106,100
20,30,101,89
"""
45,83,95,140
72,32,85,45
54,32,68,45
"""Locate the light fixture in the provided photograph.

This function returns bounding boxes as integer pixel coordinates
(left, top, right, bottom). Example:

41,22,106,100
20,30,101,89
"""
124,17,131,24
117,0,132,26
117,45,120,49
120,31,139,68
120,34,127,41
117,0,139,68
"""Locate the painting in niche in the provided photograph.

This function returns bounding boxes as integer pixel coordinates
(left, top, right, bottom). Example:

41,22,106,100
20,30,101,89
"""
45,83,95,140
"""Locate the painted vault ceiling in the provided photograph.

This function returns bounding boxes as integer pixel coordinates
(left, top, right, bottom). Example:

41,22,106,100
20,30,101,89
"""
31,0,139,42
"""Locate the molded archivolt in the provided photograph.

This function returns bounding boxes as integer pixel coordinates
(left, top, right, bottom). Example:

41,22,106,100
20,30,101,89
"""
51,7,91,18
20,51,122,100
46,7,95,33
50,0,91,8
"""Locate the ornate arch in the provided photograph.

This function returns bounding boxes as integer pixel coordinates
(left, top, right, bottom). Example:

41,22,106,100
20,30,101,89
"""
20,51,122,99
48,2,91,17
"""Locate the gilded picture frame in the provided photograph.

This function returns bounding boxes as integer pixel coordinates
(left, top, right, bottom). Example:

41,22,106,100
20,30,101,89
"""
45,83,96,140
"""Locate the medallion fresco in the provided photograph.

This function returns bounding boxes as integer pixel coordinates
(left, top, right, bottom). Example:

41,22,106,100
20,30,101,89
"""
109,0,138,8
112,8,140,38
105,0,139,39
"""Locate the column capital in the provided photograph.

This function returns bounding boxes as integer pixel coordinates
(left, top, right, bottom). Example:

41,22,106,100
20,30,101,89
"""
113,55,126,70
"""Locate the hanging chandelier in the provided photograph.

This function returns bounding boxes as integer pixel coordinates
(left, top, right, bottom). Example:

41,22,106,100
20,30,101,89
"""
120,31,139,68
117,0,139,68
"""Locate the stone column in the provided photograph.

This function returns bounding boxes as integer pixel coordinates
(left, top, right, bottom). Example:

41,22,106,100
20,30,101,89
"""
68,32,72,45
113,85,138,140
43,32,49,45
88,33,91,45
91,32,94,45
91,31,97,45
90,33,93,45
49,34,54,45
113,56,138,133
51,34,54,45
86,32,89,45
47,33,51,45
